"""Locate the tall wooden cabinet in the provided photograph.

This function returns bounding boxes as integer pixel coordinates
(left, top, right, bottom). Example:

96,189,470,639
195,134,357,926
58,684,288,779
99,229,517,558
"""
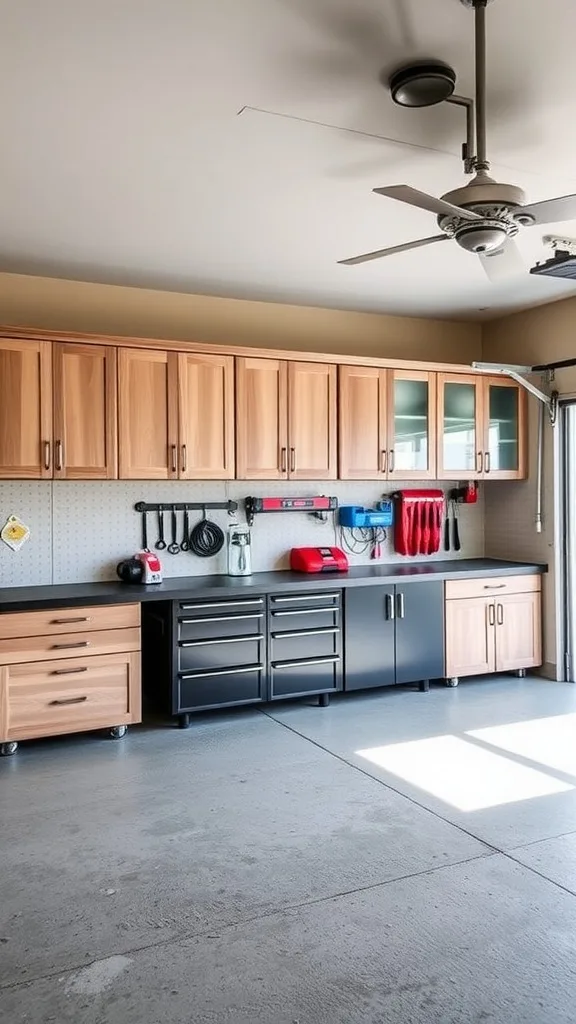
236,357,337,480
0,339,52,479
437,373,526,480
118,348,235,480
339,366,436,480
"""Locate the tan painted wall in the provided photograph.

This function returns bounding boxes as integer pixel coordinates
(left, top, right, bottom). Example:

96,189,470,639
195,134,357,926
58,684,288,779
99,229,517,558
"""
0,272,482,362
481,298,576,676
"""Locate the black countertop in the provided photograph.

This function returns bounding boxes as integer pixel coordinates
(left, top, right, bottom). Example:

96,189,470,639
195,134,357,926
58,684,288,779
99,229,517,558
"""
0,559,547,612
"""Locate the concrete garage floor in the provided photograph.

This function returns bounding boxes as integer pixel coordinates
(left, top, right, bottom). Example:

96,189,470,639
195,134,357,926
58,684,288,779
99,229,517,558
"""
2,677,576,1023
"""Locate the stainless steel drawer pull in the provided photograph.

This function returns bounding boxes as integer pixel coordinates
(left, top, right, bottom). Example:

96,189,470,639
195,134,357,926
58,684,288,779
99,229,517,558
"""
180,614,263,625
272,594,339,604
272,608,338,618
181,665,263,680
51,667,88,676
272,628,339,639
483,584,506,589
273,657,340,669
180,634,264,648
180,600,263,610
51,616,90,625
49,695,88,706
51,641,90,650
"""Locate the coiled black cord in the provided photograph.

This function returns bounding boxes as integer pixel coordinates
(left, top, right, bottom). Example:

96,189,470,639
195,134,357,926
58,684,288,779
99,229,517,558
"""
189,515,225,558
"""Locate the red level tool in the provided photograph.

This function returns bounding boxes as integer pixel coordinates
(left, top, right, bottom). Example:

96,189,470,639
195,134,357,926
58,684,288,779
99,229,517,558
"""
245,495,337,525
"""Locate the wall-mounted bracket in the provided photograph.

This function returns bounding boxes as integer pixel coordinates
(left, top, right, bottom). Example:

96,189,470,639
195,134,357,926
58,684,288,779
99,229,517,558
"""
471,361,559,425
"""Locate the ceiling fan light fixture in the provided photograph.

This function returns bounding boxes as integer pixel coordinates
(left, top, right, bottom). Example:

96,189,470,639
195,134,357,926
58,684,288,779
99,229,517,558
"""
455,224,509,254
388,61,456,107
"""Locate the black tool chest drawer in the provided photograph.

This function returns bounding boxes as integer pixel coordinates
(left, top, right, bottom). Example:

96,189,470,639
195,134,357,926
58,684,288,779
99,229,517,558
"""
269,590,343,700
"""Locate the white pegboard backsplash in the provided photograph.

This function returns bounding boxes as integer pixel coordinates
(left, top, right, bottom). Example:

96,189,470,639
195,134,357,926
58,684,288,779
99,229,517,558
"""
0,479,485,587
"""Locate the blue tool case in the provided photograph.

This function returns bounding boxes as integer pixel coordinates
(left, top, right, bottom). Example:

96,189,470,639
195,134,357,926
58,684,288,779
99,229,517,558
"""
338,503,394,529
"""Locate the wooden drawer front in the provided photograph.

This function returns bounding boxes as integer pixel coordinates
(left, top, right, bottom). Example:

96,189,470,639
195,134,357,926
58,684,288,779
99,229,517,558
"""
1,652,141,742
0,627,140,665
445,575,541,601
0,603,140,640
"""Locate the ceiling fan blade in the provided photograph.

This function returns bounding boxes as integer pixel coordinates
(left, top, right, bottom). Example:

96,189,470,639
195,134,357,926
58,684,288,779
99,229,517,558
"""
373,185,483,222
338,234,449,266
479,240,525,283
518,193,576,226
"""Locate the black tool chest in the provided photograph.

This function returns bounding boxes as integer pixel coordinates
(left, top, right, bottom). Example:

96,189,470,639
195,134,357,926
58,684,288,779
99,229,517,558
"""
142,589,343,727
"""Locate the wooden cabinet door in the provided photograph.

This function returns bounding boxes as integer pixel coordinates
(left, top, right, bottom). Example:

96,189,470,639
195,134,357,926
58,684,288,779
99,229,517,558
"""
437,373,484,480
339,365,386,479
387,369,437,480
53,343,117,479
118,348,178,480
178,353,235,479
288,361,337,480
495,591,542,672
0,339,52,479
482,377,527,480
236,357,288,480
445,597,496,678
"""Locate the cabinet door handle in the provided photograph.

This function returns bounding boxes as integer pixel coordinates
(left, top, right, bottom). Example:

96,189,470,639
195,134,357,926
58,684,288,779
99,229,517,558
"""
485,451,491,474
181,445,187,473
290,447,296,473
170,444,177,473
483,584,506,590
272,628,339,639
43,441,51,471
51,641,90,650
181,664,263,680
272,657,340,670
388,449,395,473
55,439,63,471
386,593,395,621
51,616,90,624
180,613,263,624
476,450,483,474
49,695,88,705
180,634,264,648
280,447,287,473
396,592,405,619
273,594,339,604
380,449,387,474
488,603,495,626
497,603,504,626
180,600,263,610
51,667,88,676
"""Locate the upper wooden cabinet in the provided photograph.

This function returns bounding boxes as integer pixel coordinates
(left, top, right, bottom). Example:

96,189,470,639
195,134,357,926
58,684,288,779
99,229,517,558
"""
53,343,118,480
118,348,234,480
0,339,52,479
437,373,526,480
236,357,336,480
339,366,436,480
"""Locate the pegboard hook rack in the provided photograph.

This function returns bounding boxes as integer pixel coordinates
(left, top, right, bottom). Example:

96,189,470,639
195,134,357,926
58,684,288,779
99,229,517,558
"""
134,501,238,514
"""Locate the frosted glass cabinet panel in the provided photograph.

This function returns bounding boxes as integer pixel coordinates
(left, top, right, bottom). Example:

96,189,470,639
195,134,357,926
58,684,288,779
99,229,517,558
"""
437,374,482,477
387,370,436,480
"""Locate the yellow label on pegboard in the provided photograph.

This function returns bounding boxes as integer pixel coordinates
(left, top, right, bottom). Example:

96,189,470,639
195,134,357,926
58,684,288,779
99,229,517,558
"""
1,515,30,551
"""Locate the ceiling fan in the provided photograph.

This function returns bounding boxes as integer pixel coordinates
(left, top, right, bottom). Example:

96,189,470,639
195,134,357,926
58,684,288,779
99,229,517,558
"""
339,0,576,282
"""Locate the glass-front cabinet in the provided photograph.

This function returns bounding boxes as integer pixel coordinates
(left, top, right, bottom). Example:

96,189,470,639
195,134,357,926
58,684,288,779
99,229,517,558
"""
437,373,526,480
387,370,436,480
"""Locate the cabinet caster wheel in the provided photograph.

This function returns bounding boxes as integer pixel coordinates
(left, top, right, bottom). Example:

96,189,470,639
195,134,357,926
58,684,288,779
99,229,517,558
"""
516,669,527,679
318,693,330,708
446,678,459,688
109,726,127,740
0,742,18,756
178,714,191,729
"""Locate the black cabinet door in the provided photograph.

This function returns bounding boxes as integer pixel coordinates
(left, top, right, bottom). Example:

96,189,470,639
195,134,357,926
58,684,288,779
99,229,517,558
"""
394,580,444,684
344,586,395,691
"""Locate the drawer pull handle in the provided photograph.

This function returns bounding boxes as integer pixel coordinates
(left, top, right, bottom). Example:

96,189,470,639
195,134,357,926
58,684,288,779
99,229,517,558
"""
272,608,338,618
180,600,263,610
272,594,339,604
483,584,506,590
51,616,90,624
51,641,90,650
272,628,339,639
181,665,263,680
180,614,263,625
180,635,264,648
49,695,88,705
51,667,89,676
273,657,340,669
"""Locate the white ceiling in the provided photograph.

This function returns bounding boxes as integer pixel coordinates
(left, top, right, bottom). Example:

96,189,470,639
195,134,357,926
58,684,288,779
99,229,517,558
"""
2,0,576,320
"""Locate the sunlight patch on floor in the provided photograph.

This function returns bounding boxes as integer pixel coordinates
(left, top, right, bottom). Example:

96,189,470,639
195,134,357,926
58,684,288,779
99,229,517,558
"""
467,713,576,779
356,735,573,812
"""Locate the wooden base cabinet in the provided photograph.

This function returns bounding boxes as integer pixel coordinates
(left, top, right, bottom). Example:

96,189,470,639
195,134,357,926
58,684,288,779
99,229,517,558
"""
0,604,141,756
445,576,542,683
